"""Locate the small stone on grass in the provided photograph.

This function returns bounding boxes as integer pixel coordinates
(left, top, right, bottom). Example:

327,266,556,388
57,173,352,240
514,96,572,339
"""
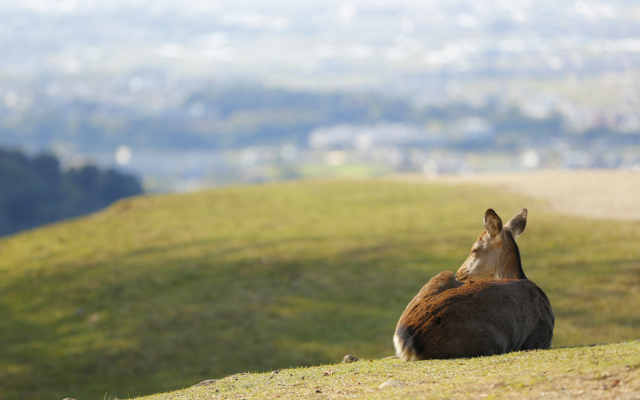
192,379,217,387
378,379,404,389
342,355,359,363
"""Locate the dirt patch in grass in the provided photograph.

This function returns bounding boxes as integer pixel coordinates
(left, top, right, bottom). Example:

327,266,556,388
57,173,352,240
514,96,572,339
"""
397,170,640,221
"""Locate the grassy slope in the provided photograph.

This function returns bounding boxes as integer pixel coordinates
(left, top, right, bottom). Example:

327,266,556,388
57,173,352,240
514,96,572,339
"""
1,179,640,399
142,341,640,399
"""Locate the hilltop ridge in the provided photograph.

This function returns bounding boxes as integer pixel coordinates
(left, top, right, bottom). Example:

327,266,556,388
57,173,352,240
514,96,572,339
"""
139,341,640,400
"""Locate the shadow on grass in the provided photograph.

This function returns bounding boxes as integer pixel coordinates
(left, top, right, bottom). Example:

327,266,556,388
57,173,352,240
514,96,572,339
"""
1,236,456,400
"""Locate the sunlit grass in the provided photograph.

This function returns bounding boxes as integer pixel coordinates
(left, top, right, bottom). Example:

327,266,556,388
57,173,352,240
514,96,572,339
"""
0,179,639,399
140,341,640,400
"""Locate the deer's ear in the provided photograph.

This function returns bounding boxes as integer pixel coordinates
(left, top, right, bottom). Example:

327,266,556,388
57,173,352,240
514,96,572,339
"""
505,208,527,239
483,209,503,238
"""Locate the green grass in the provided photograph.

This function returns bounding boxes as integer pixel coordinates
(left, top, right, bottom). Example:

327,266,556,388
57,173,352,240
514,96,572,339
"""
1,179,640,399
140,341,640,399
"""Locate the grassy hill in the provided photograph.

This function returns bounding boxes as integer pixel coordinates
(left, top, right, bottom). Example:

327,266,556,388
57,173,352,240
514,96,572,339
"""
140,340,640,399
1,179,640,399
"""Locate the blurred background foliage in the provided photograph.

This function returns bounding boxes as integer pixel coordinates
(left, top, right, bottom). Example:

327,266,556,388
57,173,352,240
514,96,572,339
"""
3,1,640,190
0,149,142,236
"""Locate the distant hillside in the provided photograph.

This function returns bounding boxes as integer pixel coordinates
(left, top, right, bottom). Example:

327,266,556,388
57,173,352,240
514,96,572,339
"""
0,148,143,235
1,179,639,400
0,86,572,152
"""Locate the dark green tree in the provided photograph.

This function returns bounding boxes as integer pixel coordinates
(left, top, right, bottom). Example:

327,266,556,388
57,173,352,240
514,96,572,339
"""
0,149,143,236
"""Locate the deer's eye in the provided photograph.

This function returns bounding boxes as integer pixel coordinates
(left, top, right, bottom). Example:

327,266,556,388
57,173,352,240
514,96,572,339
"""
472,249,477,253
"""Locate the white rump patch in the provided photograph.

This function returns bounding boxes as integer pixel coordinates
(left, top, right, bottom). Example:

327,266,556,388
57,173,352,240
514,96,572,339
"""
393,332,418,361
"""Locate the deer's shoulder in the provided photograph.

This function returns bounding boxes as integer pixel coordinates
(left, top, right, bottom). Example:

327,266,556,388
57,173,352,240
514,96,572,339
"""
419,271,464,296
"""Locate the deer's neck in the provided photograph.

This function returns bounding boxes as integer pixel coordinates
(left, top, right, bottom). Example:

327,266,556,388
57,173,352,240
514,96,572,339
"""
495,229,527,280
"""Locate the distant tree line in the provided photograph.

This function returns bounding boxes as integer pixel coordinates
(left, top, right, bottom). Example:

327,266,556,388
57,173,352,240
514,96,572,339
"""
0,148,143,236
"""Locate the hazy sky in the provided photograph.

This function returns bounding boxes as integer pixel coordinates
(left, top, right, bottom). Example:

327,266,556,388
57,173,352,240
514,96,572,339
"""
1,0,637,81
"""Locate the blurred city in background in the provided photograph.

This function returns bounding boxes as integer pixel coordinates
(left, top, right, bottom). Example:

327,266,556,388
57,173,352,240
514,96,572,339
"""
2,0,640,193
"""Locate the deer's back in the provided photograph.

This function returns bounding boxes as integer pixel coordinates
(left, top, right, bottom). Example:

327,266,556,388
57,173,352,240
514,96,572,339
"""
394,271,554,361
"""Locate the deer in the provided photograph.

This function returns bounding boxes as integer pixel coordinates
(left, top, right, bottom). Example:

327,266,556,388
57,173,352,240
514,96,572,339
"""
393,208,554,361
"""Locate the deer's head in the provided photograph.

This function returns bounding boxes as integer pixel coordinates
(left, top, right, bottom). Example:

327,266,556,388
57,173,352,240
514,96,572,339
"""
455,208,528,281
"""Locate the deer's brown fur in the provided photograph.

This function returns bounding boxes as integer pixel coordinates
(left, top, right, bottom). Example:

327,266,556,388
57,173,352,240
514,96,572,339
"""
394,208,554,361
